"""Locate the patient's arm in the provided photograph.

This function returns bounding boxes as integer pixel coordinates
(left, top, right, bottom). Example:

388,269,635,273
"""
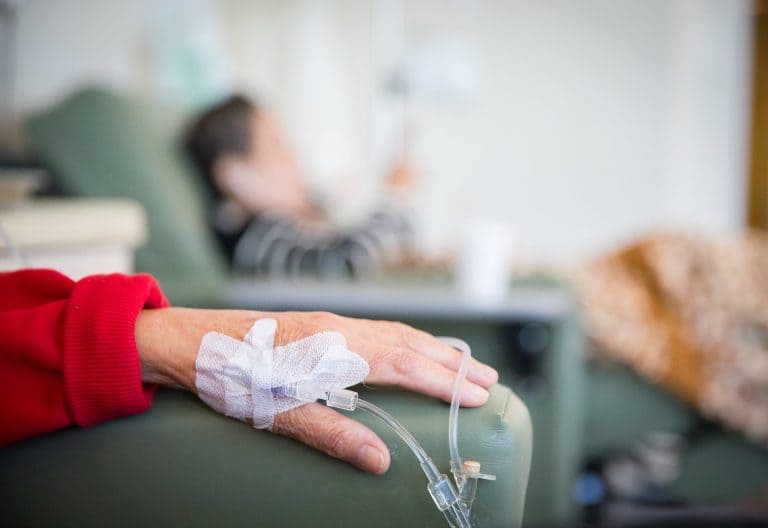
135,308,498,474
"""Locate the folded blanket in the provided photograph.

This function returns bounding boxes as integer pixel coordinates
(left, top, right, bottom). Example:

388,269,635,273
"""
575,231,768,445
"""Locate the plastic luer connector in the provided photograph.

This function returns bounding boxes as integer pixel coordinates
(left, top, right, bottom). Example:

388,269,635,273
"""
428,475,460,511
427,475,471,528
326,389,358,411
277,380,326,401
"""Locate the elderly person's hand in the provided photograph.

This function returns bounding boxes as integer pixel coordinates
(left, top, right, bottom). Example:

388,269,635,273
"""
136,308,498,474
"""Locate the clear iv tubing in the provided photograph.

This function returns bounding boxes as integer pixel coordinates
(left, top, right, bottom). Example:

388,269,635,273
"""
438,336,471,476
354,396,471,528
355,398,430,464
352,336,478,528
281,383,437,472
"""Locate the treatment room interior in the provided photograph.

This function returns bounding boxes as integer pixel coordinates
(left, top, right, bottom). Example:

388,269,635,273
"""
1,1,767,527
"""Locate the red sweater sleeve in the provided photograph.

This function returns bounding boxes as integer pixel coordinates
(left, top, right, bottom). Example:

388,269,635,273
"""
0,269,169,446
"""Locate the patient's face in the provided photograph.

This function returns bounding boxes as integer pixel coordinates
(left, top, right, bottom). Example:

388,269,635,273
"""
220,111,313,218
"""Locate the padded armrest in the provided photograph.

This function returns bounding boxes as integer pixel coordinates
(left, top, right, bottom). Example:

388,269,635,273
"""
1,384,531,527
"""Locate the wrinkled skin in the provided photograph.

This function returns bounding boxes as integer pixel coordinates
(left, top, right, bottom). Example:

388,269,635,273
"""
136,308,498,474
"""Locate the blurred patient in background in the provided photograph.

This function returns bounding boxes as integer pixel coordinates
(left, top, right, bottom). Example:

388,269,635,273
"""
185,95,413,278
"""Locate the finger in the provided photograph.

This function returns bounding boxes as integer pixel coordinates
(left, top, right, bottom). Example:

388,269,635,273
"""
272,403,390,474
365,345,490,406
347,320,498,388
402,327,499,388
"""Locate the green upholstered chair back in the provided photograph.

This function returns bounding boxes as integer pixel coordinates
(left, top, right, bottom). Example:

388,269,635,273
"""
26,87,226,287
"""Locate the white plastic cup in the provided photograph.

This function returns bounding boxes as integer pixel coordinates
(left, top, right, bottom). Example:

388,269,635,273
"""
455,222,513,307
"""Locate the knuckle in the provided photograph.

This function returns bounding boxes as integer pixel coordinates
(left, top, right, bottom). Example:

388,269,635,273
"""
393,321,413,335
365,349,390,373
390,322,416,349
413,327,435,344
390,321,408,331
316,311,339,323
392,349,418,377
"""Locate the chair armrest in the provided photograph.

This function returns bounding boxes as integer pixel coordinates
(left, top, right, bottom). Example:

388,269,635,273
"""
0,384,531,527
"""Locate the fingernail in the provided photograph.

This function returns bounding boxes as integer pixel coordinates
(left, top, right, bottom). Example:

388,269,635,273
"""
357,444,386,474
467,384,490,404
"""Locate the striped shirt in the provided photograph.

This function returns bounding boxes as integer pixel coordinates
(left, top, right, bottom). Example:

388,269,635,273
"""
212,201,412,278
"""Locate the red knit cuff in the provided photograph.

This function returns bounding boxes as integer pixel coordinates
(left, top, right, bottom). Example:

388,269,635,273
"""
63,273,169,427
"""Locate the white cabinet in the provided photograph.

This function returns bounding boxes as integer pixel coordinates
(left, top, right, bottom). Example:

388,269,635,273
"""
0,199,146,279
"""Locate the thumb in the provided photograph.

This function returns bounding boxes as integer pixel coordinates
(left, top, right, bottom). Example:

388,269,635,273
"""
272,402,391,474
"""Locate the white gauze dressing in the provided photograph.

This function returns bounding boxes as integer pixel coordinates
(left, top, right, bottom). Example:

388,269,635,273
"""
195,318,370,430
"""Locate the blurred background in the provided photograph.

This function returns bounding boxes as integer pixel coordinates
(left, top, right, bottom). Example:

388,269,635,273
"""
1,0,767,526
0,0,753,261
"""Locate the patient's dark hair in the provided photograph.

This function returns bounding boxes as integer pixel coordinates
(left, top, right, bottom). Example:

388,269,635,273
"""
184,94,257,200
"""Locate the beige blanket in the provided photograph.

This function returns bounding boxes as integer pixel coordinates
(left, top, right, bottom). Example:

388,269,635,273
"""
575,231,768,445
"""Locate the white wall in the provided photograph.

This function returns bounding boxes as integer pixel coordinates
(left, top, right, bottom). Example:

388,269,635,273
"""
402,0,753,261
6,0,754,264
12,0,144,112
11,0,230,113
223,0,375,202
